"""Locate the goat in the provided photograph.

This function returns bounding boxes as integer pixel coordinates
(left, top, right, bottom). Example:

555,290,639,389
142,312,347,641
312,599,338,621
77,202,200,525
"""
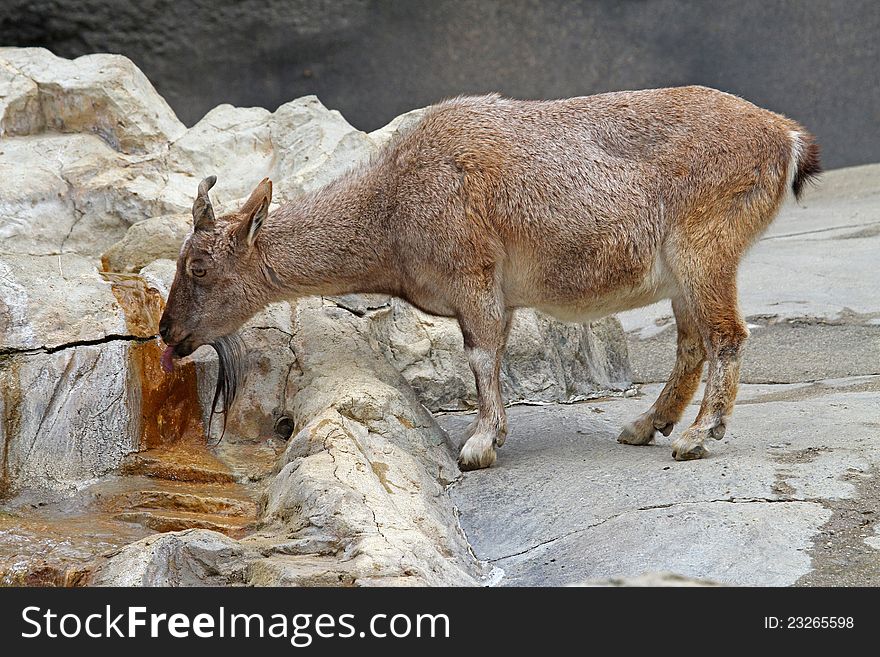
159,86,821,470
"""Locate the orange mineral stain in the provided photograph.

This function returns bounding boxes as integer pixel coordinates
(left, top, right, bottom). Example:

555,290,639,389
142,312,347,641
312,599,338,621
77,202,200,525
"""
102,272,206,449
0,271,275,586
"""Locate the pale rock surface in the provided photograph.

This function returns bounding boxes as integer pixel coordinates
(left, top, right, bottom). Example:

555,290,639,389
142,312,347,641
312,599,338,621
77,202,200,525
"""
90,529,248,586
0,341,138,495
168,104,275,201
0,252,131,351
0,252,152,494
101,214,191,273
268,96,377,199
253,298,481,585
0,48,186,153
0,133,193,257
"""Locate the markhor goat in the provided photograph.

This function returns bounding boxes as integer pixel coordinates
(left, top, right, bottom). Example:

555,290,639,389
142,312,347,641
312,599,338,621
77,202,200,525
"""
159,87,821,470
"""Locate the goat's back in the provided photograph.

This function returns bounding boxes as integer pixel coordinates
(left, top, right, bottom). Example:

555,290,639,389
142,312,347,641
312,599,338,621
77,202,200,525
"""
378,87,810,312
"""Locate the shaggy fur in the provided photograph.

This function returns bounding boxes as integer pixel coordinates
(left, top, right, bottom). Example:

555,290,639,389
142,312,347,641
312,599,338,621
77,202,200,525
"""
159,86,820,468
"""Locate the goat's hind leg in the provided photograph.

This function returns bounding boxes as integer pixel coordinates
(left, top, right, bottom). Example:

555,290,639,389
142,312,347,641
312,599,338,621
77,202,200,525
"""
670,275,748,461
618,298,706,446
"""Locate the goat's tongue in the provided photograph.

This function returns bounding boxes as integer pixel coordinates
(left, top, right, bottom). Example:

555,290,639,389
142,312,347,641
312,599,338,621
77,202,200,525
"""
160,345,175,373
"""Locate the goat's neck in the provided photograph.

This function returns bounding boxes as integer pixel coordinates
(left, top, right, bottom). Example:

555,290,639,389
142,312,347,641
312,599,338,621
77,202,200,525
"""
260,171,393,299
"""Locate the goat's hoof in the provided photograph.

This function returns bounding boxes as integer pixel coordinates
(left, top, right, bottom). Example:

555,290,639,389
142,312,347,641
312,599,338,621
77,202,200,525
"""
618,416,673,445
617,421,654,445
708,422,727,441
671,431,709,461
458,433,497,471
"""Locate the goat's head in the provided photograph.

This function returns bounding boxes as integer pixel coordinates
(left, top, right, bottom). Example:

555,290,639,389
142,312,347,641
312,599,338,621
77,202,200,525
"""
158,176,273,429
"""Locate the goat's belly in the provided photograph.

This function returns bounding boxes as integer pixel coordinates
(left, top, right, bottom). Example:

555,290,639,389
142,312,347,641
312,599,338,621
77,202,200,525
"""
534,286,670,323
509,257,678,323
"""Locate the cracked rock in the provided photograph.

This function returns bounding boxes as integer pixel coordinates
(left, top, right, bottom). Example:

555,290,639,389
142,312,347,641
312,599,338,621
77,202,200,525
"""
0,47,185,153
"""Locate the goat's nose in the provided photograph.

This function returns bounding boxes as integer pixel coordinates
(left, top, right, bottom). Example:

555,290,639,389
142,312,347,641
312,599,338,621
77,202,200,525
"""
158,315,171,342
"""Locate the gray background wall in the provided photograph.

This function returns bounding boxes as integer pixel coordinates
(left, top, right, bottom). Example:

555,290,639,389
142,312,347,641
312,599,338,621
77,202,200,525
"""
1,0,877,169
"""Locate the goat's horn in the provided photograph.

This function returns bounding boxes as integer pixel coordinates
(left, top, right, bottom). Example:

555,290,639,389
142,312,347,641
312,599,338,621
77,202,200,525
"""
198,175,217,197
193,175,217,230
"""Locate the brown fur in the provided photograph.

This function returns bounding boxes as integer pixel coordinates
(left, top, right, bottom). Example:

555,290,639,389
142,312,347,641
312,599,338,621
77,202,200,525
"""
160,85,820,468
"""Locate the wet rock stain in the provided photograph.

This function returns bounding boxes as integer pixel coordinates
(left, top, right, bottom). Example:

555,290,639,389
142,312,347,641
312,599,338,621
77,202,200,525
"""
796,464,880,586
0,270,275,586
0,358,22,500
102,272,206,449
371,461,394,494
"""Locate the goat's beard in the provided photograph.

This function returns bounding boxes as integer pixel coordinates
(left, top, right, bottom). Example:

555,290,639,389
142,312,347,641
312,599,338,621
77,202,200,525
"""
208,333,247,442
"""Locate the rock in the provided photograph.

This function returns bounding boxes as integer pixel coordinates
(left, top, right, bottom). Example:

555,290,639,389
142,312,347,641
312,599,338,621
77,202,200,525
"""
229,302,299,441
0,133,193,258
370,299,631,411
0,253,132,351
168,105,275,201
0,341,138,495
62,158,195,253
0,134,116,255
0,250,221,497
90,529,248,586
0,252,172,494
269,96,376,198
102,214,192,273
255,298,484,585
0,48,186,154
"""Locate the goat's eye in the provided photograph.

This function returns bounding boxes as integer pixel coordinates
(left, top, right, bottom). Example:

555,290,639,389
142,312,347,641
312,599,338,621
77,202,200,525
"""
191,266,207,278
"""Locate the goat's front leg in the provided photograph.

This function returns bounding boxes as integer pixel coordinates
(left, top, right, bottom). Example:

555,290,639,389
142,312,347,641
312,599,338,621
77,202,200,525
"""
457,306,512,471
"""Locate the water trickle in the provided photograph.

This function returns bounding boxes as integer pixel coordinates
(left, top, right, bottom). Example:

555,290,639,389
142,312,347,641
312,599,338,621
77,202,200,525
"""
0,270,278,586
102,272,206,449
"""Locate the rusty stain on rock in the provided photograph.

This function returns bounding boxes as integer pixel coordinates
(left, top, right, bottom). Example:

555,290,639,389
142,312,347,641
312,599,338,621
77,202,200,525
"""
103,271,206,450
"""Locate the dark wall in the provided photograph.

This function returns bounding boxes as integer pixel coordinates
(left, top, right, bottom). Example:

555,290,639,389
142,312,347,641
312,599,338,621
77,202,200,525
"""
1,0,878,168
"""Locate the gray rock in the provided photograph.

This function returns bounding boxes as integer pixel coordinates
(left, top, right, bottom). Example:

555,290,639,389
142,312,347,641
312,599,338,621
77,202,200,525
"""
0,341,138,495
370,299,631,411
0,133,193,257
253,297,484,586
0,48,185,154
445,377,880,586
168,104,275,201
0,252,164,494
101,214,192,273
269,96,377,198
90,529,248,586
0,253,131,352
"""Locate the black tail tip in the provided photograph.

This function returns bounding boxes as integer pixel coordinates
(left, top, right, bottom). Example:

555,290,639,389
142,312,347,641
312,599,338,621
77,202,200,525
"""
792,139,822,201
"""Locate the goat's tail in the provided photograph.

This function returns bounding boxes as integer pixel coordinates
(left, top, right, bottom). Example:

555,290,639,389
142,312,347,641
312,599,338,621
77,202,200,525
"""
789,130,822,201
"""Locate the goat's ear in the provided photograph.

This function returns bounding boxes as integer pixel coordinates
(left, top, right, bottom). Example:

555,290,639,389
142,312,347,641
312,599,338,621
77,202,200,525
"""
239,178,272,247
192,175,217,231
245,197,269,246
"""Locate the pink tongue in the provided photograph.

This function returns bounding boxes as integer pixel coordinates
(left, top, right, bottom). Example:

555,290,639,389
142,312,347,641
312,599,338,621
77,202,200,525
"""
160,345,175,373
